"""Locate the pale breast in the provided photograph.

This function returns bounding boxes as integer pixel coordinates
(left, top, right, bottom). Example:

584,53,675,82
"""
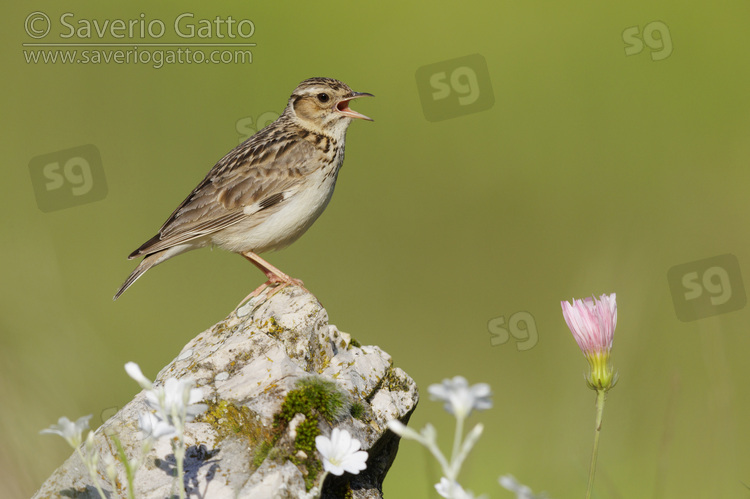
209,162,341,254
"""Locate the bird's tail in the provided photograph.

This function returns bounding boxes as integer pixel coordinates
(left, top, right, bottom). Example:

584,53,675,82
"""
113,252,164,300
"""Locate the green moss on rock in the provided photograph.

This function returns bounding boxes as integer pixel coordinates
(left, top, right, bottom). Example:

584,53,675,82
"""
273,376,350,490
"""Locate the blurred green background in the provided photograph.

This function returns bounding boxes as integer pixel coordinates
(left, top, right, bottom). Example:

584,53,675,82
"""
3,1,750,498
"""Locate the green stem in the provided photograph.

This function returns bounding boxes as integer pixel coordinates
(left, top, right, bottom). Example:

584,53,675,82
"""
75,447,108,499
113,434,137,499
450,414,465,478
175,437,186,499
171,402,186,499
126,469,136,499
314,471,329,499
585,389,607,499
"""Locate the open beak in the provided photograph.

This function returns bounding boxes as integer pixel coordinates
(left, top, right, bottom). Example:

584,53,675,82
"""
336,92,374,121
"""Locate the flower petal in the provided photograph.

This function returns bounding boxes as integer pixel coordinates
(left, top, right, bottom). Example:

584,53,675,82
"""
125,362,153,389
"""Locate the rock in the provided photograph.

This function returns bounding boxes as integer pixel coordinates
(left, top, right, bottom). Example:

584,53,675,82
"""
33,286,419,499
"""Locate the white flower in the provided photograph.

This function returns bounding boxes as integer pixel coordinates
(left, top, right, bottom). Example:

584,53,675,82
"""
147,377,207,423
435,478,455,498
435,477,486,499
138,411,177,440
126,362,207,431
40,414,92,448
84,430,96,454
428,376,492,419
125,362,153,390
499,474,544,499
435,477,465,498
315,428,368,476
125,362,204,499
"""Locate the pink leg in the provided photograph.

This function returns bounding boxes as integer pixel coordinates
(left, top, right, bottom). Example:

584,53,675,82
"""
234,252,306,310
242,252,304,287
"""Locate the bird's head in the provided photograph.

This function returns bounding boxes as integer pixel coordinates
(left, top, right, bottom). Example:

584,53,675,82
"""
286,77,373,137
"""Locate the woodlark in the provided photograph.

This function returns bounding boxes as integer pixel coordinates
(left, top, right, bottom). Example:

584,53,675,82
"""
114,77,372,300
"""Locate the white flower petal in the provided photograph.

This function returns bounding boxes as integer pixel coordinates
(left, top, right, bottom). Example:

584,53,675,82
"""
428,377,492,419
138,411,176,440
435,477,453,498
316,428,368,476
341,450,368,474
315,435,332,455
435,478,477,499
125,362,152,389
323,460,345,475
188,387,204,405
40,414,92,448
499,474,536,499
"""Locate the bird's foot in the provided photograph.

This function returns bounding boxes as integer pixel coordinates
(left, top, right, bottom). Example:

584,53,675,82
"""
263,272,306,297
234,251,308,313
234,273,306,314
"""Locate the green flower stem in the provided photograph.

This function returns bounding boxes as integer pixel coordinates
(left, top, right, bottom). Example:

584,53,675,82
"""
585,389,607,499
313,471,329,499
172,417,186,499
75,447,108,499
124,452,137,497
175,403,187,499
112,434,137,499
175,441,186,499
126,463,137,499
451,413,465,477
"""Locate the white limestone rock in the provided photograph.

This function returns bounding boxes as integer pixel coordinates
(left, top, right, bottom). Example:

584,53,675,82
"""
33,286,418,499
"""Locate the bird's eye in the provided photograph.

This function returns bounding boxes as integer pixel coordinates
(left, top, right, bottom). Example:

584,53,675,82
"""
316,93,330,103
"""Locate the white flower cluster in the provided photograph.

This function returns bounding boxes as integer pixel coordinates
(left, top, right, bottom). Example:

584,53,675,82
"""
125,362,207,441
388,376,492,499
40,362,209,499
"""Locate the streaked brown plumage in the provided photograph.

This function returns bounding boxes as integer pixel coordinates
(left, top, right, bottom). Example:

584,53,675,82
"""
114,77,372,300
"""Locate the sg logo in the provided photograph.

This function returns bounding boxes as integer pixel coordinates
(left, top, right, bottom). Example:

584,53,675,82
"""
28,144,107,212
99,406,119,426
623,21,673,61
415,53,494,122
667,254,746,322
487,311,538,351
430,67,481,106
236,112,280,144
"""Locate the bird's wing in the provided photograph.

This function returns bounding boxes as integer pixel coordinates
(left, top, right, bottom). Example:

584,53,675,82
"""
130,128,324,258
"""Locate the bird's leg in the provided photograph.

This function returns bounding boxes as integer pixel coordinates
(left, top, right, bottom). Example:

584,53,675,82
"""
242,251,304,287
234,252,306,311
